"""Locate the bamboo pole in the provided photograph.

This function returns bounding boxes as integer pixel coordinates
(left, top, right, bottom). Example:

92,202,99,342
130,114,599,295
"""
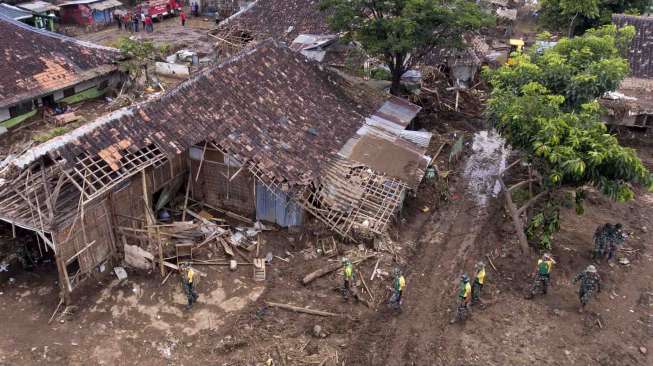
266,302,340,317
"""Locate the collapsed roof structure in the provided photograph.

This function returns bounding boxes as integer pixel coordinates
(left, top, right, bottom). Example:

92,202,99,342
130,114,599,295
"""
213,0,336,59
0,39,431,301
0,14,121,129
601,15,653,128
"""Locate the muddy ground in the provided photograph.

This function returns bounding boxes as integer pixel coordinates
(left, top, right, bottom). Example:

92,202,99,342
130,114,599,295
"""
77,15,216,56
1,113,651,365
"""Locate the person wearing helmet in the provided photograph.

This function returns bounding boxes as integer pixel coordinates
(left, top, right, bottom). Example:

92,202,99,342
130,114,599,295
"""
527,253,555,299
472,261,486,305
390,268,406,311
341,258,354,301
451,274,472,323
572,265,601,313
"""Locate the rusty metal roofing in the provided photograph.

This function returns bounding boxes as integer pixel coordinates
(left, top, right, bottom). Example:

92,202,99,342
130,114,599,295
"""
0,14,120,109
338,97,431,188
5,40,384,192
613,14,653,78
219,0,332,43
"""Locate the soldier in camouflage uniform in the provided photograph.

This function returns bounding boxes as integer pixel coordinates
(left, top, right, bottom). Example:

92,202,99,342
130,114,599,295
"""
572,265,601,313
606,223,626,261
592,223,612,260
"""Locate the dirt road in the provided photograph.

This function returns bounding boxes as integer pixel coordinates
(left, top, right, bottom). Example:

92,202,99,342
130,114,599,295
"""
346,131,653,366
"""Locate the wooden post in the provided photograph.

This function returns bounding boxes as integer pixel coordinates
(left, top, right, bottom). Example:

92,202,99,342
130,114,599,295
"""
194,142,208,182
181,170,192,222
55,253,72,304
157,227,165,277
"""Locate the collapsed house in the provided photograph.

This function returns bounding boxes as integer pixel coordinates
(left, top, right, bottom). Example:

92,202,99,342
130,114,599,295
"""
213,0,335,57
0,39,431,302
600,14,653,128
0,14,121,131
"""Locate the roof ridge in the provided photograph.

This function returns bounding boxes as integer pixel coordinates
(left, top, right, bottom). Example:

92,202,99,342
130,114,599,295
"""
0,12,120,53
0,38,291,171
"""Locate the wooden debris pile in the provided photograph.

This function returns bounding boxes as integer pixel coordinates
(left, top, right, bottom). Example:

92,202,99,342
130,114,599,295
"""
121,205,270,280
414,66,487,117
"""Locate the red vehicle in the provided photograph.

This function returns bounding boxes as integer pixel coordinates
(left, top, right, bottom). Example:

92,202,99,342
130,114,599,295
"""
136,0,181,20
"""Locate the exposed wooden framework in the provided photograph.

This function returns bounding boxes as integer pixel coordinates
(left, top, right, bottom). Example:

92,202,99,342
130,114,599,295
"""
300,158,407,242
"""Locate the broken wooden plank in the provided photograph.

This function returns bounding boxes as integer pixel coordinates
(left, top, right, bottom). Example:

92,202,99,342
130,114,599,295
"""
266,302,340,317
370,258,381,281
188,198,254,224
358,270,374,302
302,255,376,285
220,237,234,256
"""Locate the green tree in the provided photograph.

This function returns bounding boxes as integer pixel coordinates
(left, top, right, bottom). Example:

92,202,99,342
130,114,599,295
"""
539,0,650,36
116,37,158,79
484,26,652,250
560,0,600,37
320,0,494,95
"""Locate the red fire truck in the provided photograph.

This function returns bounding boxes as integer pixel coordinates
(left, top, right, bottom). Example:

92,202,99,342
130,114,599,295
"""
136,0,181,20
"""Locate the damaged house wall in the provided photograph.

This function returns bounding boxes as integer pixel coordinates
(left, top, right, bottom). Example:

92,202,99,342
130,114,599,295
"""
601,15,653,127
190,144,256,217
613,14,653,79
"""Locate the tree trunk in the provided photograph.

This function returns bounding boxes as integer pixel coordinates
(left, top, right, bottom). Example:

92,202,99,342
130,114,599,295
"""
390,68,403,96
568,12,579,38
499,178,530,253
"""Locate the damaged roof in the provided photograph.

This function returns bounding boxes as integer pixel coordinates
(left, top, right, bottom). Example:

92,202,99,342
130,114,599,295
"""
338,97,431,188
4,39,384,192
0,14,120,109
613,14,653,78
220,0,332,43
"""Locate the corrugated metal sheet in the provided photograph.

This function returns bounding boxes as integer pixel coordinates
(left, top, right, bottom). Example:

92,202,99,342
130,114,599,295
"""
256,182,303,227
338,96,432,188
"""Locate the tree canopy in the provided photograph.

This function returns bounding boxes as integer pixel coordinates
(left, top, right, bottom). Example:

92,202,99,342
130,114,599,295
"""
320,0,493,95
485,25,652,203
538,0,650,35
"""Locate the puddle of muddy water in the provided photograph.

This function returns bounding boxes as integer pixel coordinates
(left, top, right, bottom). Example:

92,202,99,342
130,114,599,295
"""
463,130,509,205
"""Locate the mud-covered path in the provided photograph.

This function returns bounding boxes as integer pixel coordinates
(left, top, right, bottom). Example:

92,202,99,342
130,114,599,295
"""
346,131,508,365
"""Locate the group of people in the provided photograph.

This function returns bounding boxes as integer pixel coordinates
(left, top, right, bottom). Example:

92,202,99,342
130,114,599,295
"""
114,9,189,33
115,13,155,33
527,253,603,313
340,257,406,312
179,223,624,314
451,261,486,323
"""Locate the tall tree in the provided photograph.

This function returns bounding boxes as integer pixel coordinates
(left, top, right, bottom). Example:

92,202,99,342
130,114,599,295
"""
539,0,650,36
484,25,652,250
320,0,493,95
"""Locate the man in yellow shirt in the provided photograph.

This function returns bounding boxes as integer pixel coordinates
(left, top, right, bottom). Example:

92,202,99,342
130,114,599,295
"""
390,268,406,311
527,253,555,299
182,265,199,309
341,258,354,301
451,274,472,323
472,261,486,305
